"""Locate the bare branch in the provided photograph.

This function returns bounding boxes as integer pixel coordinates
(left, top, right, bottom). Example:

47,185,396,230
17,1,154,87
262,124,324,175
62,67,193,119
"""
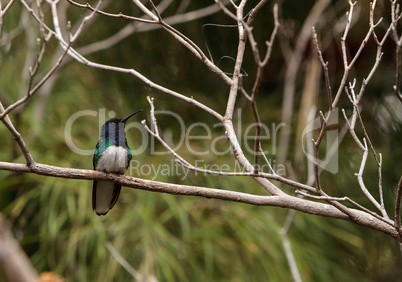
0,0,99,119
132,0,158,21
340,1,356,68
105,242,142,280
280,226,302,282
0,161,400,241
296,190,393,226
146,96,159,137
391,0,402,102
0,214,39,281
64,0,232,86
0,0,16,16
219,0,248,120
259,145,277,175
395,176,402,229
0,36,71,120
312,27,333,109
245,3,279,174
354,139,388,218
76,2,225,56
66,0,155,24
307,1,399,224
132,0,232,85
0,102,35,166
142,97,316,193
209,2,286,197
0,0,17,36
343,87,365,150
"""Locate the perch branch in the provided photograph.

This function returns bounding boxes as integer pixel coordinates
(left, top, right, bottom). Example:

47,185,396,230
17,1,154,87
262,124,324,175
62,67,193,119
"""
0,161,400,241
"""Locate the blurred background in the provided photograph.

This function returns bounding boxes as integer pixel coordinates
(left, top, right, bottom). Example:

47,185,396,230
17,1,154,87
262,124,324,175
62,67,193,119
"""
0,0,401,281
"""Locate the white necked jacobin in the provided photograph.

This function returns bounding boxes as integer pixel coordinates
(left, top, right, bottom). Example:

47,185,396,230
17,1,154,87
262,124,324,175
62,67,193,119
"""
92,110,143,215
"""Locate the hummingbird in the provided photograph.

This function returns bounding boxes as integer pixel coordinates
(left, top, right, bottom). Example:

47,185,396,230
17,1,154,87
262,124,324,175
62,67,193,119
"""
92,110,143,215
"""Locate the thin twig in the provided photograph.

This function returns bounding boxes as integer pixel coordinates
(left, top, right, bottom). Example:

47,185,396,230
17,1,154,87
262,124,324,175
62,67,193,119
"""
134,0,232,85
259,144,277,175
105,242,143,280
280,225,302,282
0,32,50,119
0,0,17,37
0,37,74,120
395,176,402,229
391,0,402,102
66,0,155,23
296,190,394,226
246,3,279,174
147,96,159,136
353,139,389,219
312,27,333,109
0,102,35,166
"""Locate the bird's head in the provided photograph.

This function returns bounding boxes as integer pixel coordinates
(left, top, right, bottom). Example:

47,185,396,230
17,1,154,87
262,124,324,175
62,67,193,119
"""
100,109,143,137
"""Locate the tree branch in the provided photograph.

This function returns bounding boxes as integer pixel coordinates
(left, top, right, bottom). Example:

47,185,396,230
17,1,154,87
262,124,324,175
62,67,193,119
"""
0,214,39,281
0,161,400,241
395,176,402,229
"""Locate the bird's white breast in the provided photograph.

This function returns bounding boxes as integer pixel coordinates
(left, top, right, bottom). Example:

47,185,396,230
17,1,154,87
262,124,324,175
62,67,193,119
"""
96,146,128,173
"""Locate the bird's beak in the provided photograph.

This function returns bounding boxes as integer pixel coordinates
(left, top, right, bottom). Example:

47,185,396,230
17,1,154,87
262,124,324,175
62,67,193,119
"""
122,109,143,123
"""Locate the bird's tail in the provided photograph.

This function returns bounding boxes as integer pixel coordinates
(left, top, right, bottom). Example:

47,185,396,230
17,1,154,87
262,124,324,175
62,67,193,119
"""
92,180,121,215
